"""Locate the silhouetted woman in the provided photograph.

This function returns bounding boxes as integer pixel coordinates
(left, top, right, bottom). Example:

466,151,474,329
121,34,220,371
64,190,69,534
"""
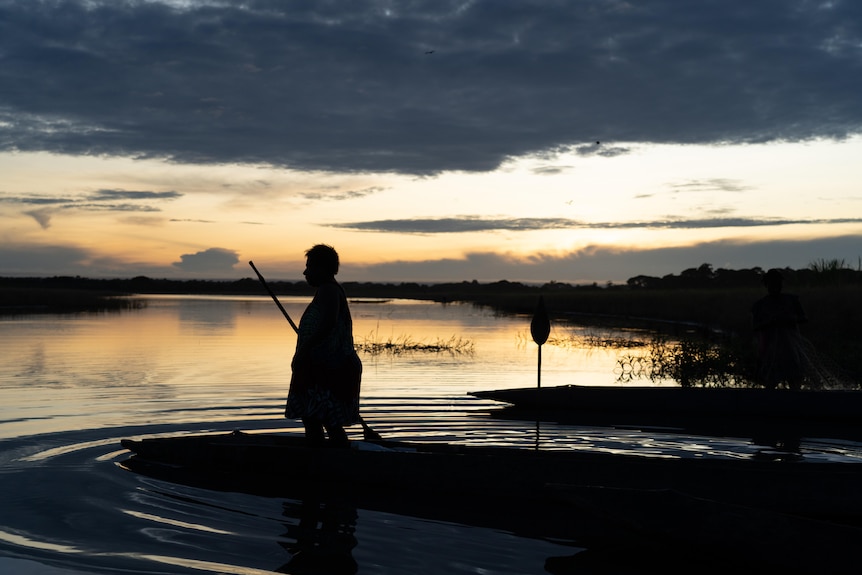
286,245,361,446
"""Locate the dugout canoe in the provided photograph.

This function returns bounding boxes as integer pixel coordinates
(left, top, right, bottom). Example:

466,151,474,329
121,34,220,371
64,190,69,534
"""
472,384,862,422
546,485,862,574
120,430,862,522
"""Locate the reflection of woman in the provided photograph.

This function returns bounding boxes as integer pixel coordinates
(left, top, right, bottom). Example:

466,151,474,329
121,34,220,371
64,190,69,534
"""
751,269,807,390
285,245,361,447
276,486,359,575
278,494,358,574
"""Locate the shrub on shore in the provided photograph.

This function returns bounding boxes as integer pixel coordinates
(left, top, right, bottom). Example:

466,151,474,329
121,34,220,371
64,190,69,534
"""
0,287,142,314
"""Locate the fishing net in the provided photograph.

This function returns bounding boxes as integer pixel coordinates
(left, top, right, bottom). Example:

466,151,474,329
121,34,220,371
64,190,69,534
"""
796,336,857,390
754,329,858,390
615,333,858,390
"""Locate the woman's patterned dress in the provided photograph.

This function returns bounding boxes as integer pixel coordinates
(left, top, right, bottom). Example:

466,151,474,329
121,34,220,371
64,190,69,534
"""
285,284,362,427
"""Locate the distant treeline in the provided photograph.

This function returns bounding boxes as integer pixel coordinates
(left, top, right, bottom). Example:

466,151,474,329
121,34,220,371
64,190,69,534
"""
2,260,860,301
624,260,862,290
2,261,859,341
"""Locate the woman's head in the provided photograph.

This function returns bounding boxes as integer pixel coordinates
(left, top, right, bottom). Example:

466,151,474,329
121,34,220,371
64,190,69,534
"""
304,244,339,285
763,268,783,295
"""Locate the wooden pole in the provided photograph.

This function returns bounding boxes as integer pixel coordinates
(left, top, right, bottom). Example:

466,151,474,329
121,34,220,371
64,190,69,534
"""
249,260,299,333
537,345,543,389
530,296,551,450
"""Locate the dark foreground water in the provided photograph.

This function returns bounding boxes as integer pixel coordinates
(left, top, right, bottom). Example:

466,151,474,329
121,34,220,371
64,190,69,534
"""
0,419,582,575
3,296,862,574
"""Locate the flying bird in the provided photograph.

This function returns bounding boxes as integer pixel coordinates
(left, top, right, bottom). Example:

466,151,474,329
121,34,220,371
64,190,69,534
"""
425,50,435,54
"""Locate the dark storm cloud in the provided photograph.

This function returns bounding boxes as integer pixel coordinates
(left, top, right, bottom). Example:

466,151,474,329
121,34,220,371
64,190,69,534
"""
5,235,859,282
20,202,163,229
1,190,180,206
574,143,631,158
168,218,265,224
1,0,860,175
300,186,385,201
0,196,71,205
73,203,163,212
350,235,862,283
329,215,862,234
330,216,576,233
0,243,91,272
668,179,752,193
1,188,180,227
87,190,182,201
172,247,240,272
0,242,238,278
24,208,55,229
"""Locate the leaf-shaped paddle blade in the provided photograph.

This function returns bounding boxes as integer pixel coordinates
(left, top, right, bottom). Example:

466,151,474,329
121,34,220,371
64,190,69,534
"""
531,295,550,346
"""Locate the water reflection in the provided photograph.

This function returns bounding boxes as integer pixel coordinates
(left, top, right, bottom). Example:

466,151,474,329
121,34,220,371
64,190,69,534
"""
177,298,240,330
0,295,629,402
277,489,358,574
13,342,47,380
2,295,862,575
4,296,862,458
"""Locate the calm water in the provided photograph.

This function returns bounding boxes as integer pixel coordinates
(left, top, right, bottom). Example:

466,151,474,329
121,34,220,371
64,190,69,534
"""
2,295,861,574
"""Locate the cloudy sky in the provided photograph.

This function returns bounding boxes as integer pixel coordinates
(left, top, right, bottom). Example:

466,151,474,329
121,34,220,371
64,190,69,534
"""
2,0,861,284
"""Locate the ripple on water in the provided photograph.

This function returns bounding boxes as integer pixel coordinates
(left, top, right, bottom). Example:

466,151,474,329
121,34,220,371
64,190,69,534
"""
0,423,582,575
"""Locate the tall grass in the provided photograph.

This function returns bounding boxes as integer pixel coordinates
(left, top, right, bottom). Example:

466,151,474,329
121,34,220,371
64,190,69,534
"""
615,335,756,388
355,329,474,356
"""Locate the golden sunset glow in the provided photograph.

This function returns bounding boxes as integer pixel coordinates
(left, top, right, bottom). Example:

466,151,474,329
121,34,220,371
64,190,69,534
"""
2,2,861,283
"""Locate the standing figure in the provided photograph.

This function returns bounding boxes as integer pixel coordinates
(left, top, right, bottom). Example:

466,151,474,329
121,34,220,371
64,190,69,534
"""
751,269,807,390
286,244,362,447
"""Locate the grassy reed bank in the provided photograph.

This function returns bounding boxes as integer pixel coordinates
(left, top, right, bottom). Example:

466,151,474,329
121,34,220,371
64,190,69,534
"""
495,285,861,388
355,332,475,356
